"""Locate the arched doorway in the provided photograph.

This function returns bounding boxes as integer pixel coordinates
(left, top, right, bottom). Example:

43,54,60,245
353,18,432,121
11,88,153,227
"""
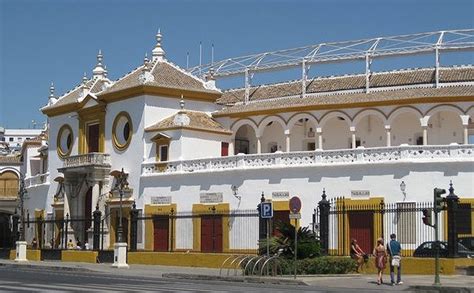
234,124,257,154
427,110,463,145
354,114,386,148
390,112,423,146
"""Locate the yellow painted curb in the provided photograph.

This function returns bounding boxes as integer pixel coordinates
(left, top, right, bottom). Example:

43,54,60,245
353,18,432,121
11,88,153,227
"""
358,256,474,275
61,250,98,263
128,252,247,268
8,249,41,261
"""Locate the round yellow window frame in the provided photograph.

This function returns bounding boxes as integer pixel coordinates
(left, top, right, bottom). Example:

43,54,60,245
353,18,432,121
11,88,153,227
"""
112,111,133,151
57,124,73,158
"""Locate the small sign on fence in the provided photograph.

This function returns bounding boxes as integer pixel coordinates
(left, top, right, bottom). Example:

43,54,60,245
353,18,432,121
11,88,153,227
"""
272,191,289,200
351,190,370,198
200,192,223,203
150,196,172,205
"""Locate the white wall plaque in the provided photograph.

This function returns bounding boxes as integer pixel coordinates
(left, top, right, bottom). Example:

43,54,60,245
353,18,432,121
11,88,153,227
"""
351,190,370,198
151,196,172,205
200,192,223,203
272,191,290,200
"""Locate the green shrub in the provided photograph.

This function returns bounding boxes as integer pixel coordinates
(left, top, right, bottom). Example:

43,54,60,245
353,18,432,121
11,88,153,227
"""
279,256,357,274
258,221,321,259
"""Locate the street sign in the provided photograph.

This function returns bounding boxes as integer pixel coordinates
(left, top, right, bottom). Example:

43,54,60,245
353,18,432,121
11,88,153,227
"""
289,213,301,219
261,202,273,218
289,196,302,214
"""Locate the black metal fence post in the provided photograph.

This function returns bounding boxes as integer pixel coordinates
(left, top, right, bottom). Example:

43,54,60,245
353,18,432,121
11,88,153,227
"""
446,181,459,258
12,210,19,246
64,213,69,249
93,205,101,250
318,189,330,256
257,192,266,246
130,202,138,252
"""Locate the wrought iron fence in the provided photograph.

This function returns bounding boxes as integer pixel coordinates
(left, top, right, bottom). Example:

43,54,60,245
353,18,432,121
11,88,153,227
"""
315,197,474,257
134,209,259,254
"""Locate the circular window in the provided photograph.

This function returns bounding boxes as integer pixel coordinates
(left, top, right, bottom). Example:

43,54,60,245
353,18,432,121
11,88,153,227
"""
57,124,73,158
112,112,133,151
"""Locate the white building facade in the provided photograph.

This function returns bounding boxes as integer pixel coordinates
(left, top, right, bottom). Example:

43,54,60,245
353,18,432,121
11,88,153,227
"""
20,30,474,254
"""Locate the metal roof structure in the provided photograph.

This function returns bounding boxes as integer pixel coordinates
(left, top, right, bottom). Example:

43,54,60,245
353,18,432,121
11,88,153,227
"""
188,29,474,103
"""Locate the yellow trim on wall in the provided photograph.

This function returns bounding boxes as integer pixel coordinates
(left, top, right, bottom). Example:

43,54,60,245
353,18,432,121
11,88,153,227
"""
192,203,230,252
443,198,474,240
109,206,131,248
56,124,73,158
336,197,384,255
78,105,105,154
144,204,177,251
112,111,133,151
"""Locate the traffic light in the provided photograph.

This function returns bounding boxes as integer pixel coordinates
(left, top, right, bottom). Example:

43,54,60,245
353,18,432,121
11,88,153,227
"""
422,209,433,227
433,188,446,213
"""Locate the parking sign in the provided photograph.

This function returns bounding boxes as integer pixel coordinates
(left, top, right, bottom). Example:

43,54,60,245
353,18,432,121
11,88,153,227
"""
261,202,273,218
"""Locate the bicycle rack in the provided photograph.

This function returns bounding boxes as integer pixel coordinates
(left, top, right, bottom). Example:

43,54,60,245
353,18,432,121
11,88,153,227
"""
227,255,247,276
234,255,254,276
260,255,283,277
243,255,261,276
219,255,237,276
251,255,269,275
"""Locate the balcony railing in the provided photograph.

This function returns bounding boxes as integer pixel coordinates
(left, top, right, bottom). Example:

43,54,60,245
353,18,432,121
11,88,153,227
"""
25,173,50,188
141,144,474,175
63,153,111,169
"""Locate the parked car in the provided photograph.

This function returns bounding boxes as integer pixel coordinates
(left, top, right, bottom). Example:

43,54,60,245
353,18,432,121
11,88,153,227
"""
458,237,474,251
413,241,474,258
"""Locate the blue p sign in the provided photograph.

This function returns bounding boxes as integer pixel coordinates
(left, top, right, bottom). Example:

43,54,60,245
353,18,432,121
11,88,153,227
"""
261,202,273,218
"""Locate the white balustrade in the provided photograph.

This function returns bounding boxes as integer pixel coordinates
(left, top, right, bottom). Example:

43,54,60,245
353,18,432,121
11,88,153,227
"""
141,144,474,176
25,173,50,188
63,153,111,168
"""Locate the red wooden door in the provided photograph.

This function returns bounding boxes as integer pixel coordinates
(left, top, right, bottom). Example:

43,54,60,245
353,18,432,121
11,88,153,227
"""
87,124,100,153
349,211,374,254
201,216,223,252
221,142,229,157
153,216,169,251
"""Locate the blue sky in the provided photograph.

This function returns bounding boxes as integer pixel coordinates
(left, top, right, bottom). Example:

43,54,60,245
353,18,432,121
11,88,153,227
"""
1,0,473,128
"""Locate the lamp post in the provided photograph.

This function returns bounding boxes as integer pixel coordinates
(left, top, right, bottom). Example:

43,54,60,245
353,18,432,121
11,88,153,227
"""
400,181,406,201
115,169,128,243
15,173,28,262
111,168,129,268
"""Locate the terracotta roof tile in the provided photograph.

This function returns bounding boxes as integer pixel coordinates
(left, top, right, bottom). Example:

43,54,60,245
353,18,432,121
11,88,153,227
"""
100,60,220,96
215,85,474,115
217,67,474,105
145,110,231,134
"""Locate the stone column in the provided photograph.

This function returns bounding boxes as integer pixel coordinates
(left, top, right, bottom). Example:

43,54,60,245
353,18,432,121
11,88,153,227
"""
350,126,356,149
285,130,291,152
317,128,323,150
257,136,262,154
385,125,391,147
460,115,470,145
420,116,430,146
422,126,428,145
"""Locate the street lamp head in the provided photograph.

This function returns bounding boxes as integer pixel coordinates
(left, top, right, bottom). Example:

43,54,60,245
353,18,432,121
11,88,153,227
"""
400,181,406,193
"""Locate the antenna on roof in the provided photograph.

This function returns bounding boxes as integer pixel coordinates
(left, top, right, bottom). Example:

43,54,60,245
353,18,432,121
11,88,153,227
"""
186,52,189,69
211,43,214,65
199,41,202,76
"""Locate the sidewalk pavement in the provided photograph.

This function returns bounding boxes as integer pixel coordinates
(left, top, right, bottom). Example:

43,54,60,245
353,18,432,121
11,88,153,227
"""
1,259,473,292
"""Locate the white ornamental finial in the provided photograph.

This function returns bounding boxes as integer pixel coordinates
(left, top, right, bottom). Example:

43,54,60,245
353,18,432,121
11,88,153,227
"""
93,49,107,79
82,72,88,86
48,82,57,105
143,52,149,72
152,28,165,61
180,94,185,110
49,82,55,98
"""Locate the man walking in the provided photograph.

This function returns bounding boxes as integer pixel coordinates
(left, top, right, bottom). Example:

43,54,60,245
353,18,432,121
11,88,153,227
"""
387,233,402,285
